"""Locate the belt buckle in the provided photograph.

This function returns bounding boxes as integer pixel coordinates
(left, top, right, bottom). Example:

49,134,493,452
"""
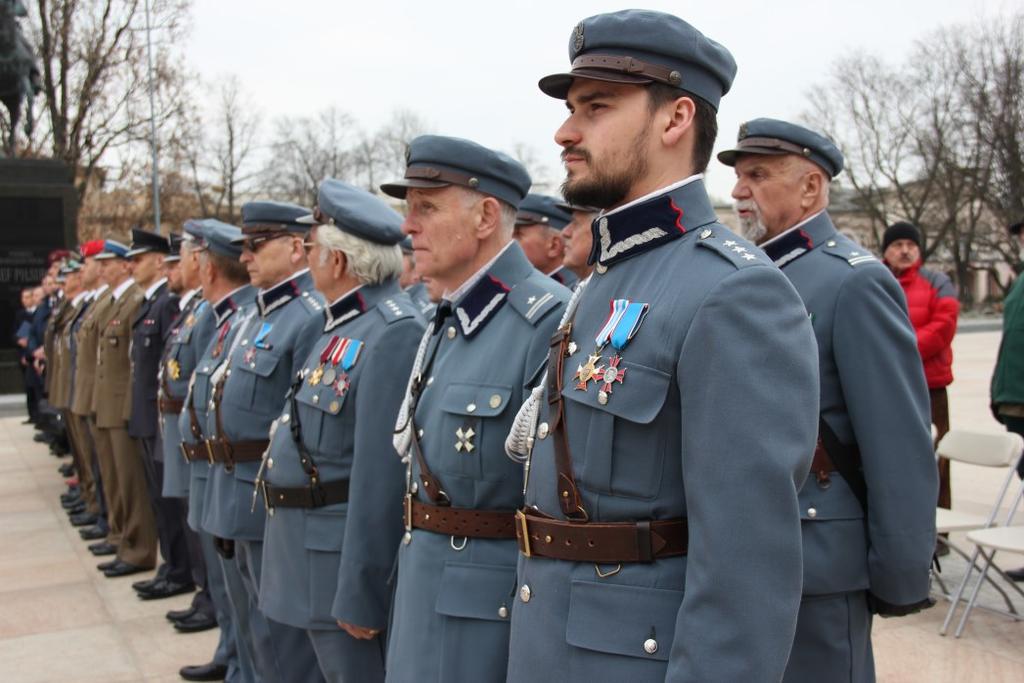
403,493,413,531
180,443,190,463
204,440,216,464
516,509,532,557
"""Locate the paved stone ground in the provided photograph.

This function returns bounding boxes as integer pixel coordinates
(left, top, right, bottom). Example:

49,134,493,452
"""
0,330,1021,681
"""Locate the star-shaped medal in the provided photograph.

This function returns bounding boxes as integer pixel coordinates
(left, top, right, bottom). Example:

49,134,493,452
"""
166,359,181,380
574,354,604,391
594,354,627,397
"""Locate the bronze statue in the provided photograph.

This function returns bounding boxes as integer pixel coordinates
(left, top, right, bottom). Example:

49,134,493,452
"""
0,0,40,156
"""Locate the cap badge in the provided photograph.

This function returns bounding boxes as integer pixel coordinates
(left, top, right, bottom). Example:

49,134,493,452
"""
573,22,585,52
738,122,749,140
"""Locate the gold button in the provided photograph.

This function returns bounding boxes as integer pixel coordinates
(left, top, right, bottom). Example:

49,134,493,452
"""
519,584,531,603
467,403,477,413
489,394,501,409
447,326,456,339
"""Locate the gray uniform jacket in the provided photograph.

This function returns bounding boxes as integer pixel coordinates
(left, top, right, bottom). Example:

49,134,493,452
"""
202,270,324,542
161,292,209,498
180,285,256,531
551,265,579,290
762,212,937,602
506,179,821,683
387,242,569,683
258,281,424,631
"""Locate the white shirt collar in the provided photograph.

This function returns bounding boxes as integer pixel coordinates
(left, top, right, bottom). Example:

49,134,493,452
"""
144,277,167,300
111,278,135,301
179,288,200,310
759,210,826,250
444,241,515,303
71,291,90,306
90,284,109,300
602,174,704,218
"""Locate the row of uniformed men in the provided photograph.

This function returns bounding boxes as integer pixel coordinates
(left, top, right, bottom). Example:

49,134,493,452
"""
51,8,938,683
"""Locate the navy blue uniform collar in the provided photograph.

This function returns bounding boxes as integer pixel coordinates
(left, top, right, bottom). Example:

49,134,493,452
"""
257,269,313,317
446,241,533,339
214,285,253,326
761,211,836,268
590,178,718,268
324,279,402,332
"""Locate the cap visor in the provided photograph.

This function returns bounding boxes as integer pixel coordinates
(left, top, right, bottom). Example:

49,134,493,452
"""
296,213,316,225
93,253,117,261
124,247,154,258
538,69,654,99
716,146,791,167
380,178,451,200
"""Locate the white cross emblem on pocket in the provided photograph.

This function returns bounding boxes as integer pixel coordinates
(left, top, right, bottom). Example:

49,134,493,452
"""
455,427,476,453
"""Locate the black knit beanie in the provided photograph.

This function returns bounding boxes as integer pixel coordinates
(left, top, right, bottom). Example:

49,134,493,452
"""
883,222,921,251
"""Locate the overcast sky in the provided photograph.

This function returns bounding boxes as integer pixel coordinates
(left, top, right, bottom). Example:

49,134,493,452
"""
186,0,1013,202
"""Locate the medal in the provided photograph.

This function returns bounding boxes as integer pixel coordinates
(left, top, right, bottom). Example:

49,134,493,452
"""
167,358,181,380
574,354,604,390
243,346,257,364
310,336,340,386
583,299,650,403
332,372,350,397
322,367,337,386
254,322,274,350
212,322,229,358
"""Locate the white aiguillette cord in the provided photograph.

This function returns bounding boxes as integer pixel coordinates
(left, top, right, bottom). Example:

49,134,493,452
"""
504,276,589,472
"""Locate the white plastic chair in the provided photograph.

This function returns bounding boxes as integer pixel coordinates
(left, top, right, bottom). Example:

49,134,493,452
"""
935,429,1024,636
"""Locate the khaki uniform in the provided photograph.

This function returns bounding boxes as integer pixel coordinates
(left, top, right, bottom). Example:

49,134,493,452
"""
71,291,116,532
93,282,157,568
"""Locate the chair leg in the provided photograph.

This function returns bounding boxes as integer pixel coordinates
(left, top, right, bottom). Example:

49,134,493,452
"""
954,547,997,638
941,544,981,635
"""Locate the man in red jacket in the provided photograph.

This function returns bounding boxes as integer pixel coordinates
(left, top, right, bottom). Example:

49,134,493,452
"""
883,221,960,509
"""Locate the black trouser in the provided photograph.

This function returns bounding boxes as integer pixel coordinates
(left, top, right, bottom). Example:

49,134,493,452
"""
23,365,42,422
181,500,215,617
140,436,193,584
1004,416,1024,480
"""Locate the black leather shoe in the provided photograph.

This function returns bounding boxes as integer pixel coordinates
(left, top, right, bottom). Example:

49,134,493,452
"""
88,541,117,556
166,606,197,623
173,611,218,633
65,501,87,515
1005,566,1024,582
61,496,83,510
179,661,227,681
69,512,98,527
58,463,75,476
103,561,150,578
60,489,80,503
79,526,107,540
133,577,161,592
138,579,196,601
97,558,120,571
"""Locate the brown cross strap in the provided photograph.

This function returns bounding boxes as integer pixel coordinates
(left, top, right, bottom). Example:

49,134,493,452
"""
516,508,688,563
547,323,586,519
180,442,206,463
159,396,184,414
405,495,516,539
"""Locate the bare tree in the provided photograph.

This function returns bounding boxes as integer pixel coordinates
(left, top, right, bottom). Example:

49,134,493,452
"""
262,106,358,206
28,0,191,204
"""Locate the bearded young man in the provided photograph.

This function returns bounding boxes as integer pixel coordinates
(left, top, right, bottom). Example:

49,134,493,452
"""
504,11,820,682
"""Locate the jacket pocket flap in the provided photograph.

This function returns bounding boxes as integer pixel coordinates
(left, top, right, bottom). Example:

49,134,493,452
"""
563,359,671,424
435,562,515,621
237,349,281,378
566,580,681,662
799,478,866,520
439,383,513,418
304,509,346,552
296,384,349,416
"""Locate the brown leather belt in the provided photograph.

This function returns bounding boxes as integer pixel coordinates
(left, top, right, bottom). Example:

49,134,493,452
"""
810,439,836,486
404,495,516,539
515,509,688,563
261,478,349,510
159,396,184,414
204,438,269,470
180,441,206,463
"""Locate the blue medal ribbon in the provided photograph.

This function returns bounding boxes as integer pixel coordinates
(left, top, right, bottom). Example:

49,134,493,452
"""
594,299,649,352
254,322,273,349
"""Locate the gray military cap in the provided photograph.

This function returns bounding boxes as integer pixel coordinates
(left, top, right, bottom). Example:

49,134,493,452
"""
298,178,405,245
380,134,532,209
539,9,737,110
717,118,845,178
516,194,573,230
